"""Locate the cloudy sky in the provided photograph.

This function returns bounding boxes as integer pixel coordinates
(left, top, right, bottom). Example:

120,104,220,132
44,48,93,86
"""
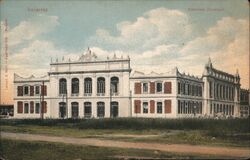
0,0,249,104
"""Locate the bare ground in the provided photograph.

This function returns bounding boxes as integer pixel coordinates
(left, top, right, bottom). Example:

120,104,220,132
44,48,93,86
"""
1,132,250,158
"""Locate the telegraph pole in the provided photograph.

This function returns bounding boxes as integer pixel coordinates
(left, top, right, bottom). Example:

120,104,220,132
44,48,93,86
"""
41,81,44,119
110,88,112,118
66,87,68,119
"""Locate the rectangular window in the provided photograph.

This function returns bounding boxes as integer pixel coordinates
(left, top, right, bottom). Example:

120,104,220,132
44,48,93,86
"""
17,86,23,96
84,103,92,118
17,101,23,113
178,100,180,114
24,103,29,113
156,82,162,93
97,78,105,94
35,103,40,113
157,102,162,114
185,84,188,95
134,100,141,113
134,83,141,94
164,82,172,94
165,100,172,113
209,82,213,98
210,104,212,114
178,82,181,94
35,86,40,95
24,86,29,95
143,83,148,93
143,102,148,113
97,102,105,117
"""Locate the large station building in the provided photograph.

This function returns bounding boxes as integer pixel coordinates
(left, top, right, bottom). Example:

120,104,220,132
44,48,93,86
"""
13,48,246,119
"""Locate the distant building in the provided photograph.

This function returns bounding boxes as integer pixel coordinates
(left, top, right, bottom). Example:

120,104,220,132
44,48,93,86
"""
13,49,244,119
0,104,14,117
202,58,240,118
240,89,250,118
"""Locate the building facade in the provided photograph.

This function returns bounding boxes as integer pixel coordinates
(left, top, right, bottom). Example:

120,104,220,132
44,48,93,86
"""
13,49,245,119
240,89,250,118
202,58,241,118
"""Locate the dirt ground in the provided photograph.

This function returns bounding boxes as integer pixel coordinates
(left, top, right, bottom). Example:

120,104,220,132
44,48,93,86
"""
1,132,250,158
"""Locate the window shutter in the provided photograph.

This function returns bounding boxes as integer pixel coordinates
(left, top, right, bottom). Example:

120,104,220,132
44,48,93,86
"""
30,86,34,96
42,85,47,96
164,100,172,113
134,100,141,113
134,83,141,94
150,82,155,94
17,101,23,113
42,101,47,113
150,100,155,113
17,86,23,96
164,82,172,94
30,101,34,113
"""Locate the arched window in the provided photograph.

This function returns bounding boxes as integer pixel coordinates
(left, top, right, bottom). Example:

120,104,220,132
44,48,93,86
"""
111,101,119,117
71,102,79,118
59,78,67,94
72,78,79,95
84,102,92,118
97,77,105,95
111,77,119,95
59,102,66,118
97,102,105,117
84,78,92,95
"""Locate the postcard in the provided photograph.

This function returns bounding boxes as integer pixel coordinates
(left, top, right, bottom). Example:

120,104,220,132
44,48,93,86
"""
0,0,249,159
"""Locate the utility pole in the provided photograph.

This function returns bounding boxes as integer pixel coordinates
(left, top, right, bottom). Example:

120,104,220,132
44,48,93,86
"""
129,90,132,117
39,92,42,119
41,81,44,119
110,87,112,118
66,87,68,119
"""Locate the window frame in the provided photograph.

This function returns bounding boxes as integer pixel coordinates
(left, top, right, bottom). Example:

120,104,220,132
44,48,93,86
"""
111,77,119,95
143,102,148,113
156,82,163,93
71,102,79,118
35,85,40,95
84,102,92,118
84,78,92,96
71,78,79,95
142,82,149,93
24,102,29,114
157,102,162,114
35,102,40,114
59,78,67,95
97,77,105,95
23,85,29,96
97,102,105,118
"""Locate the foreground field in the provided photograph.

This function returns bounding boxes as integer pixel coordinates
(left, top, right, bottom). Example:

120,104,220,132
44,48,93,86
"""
1,118,249,159
1,118,250,147
2,133,248,160
1,139,224,160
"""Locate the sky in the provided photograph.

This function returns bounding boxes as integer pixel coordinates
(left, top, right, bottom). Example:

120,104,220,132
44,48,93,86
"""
0,0,249,104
